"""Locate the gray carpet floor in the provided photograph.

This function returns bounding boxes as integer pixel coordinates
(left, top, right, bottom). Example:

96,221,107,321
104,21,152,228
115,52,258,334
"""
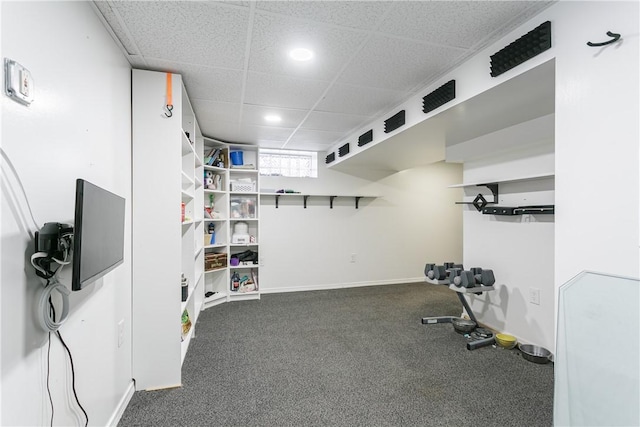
119,283,554,426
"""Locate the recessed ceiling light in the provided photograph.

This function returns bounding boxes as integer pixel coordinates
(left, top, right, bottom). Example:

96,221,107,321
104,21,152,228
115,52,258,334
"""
264,114,282,123
289,48,314,62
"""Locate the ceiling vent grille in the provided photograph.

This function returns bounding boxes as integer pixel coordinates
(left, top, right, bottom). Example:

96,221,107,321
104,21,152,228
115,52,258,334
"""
325,152,335,164
490,21,551,77
358,129,373,147
422,80,456,114
384,110,405,134
338,143,350,157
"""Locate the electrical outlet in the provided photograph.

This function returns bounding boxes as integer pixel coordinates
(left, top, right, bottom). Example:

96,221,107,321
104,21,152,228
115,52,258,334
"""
350,253,356,263
529,288,541,305
117,319,125,348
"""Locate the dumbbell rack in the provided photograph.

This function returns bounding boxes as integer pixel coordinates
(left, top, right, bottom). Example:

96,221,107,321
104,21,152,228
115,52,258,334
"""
422,278,495,325
422,277,496,350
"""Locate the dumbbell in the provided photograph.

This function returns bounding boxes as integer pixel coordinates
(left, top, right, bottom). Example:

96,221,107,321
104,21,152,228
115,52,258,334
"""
433,265,448,281
443,262,455,270
480,269,495,286
448,268,463,287
470,267,483,285
424,263,436,279
459,270,477,288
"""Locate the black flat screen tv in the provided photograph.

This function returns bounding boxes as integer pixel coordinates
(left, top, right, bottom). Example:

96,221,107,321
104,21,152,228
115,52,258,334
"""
72,179,125,291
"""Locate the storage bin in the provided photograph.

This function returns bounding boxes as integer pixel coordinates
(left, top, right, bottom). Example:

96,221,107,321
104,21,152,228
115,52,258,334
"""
230,151,244,166
204,252,227,271
230,181,256,192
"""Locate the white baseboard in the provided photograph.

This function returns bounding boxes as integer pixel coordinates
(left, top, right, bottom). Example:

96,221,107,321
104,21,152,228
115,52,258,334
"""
107,380,135,427
260,277,424,294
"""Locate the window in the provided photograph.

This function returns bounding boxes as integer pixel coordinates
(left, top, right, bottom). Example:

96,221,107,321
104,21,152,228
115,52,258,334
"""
259,149,318,178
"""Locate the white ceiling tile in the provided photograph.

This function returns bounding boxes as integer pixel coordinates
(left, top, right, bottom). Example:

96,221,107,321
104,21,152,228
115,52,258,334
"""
284,141,336,152
378,2,547,49
255,1,392,31
316,83,406,117
142,59,244,103
338,35,461,92
110,2,249,69
301,111,369,134
191,100,241,124
244,72,328,110
241,105,308,128
93,2,140,55
248,11,368,80
238,125,296,144
286,129,345,147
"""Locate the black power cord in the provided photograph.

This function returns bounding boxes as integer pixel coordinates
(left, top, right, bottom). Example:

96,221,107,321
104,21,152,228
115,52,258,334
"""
48,298,89,427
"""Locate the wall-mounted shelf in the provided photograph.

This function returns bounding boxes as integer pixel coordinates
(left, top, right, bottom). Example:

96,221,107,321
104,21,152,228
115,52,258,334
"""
451,173,554,212
454,183,498,211
483,205,555,215
261,193,377,209
448,173,554,188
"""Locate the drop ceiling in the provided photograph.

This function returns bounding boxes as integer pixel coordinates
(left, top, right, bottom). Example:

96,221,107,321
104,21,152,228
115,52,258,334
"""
93,1,554,152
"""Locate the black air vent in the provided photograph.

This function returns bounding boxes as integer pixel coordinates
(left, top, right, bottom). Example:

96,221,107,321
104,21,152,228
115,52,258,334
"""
338,143,350,157
422,80,456,114
325,152,335,164
490,21,551,77
384,110,405,133
358,129,373,147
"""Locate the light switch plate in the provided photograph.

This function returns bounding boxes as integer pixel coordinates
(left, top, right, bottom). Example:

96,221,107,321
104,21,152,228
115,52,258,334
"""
4,58,34,106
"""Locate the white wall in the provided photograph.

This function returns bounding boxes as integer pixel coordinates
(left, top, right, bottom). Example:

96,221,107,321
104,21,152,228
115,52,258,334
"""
325,1,639,357
1,2,133,426
260,161,463,292
552,2,639,286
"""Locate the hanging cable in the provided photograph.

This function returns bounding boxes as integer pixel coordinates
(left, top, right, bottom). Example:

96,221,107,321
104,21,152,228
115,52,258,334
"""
55,328,89,427
0,147,40,234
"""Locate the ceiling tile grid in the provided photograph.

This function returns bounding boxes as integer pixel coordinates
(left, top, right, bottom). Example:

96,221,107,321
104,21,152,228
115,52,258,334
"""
143,59,244,104
316,83,408,117
337,34,464,92
110,1,250,69
248,11,369,81
301,111,371,134
243,71,329,110
94,0,555,151
255,1,393,31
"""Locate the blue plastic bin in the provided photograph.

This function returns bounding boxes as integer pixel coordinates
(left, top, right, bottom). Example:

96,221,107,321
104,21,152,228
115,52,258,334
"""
230,151,244,166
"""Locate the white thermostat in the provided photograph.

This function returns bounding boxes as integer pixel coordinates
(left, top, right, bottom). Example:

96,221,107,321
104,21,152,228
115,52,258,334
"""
4,58,34,106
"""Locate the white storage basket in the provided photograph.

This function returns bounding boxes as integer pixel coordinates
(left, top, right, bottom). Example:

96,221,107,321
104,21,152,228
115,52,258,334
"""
230,181,256,192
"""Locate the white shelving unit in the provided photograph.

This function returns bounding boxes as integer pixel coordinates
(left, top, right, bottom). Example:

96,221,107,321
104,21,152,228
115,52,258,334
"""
132,69,204,390
201,139,261,308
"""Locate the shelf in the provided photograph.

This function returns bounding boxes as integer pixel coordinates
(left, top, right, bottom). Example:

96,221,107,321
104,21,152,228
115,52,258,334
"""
449,173,554,188
204,189,225,195
205,266,227,273
195,246,203,257
203,165,226,172
230,264,259,269
228,290,260,301
204,243,227,249
181,132,195,156
181,190,194,200
229,168,258,173
181,171,194,186
260,193,377,209
230,243,259,247
230,191,259,195
230,217,258,221
181,220,194,226
180,323,194,365
204,217,226,222
203,292,227,308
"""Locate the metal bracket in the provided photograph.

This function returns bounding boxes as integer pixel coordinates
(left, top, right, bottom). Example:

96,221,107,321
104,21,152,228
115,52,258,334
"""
330,196,336,209
355,196,362,209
